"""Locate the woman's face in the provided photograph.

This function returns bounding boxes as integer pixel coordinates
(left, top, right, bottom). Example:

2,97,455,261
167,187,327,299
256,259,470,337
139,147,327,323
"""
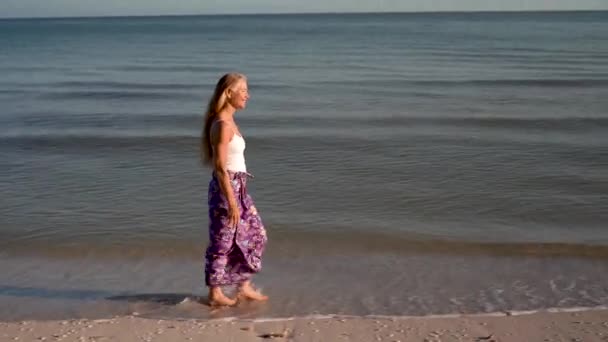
227,79,249,110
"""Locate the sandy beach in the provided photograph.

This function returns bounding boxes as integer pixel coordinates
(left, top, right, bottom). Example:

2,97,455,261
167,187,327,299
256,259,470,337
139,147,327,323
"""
1,308,608,342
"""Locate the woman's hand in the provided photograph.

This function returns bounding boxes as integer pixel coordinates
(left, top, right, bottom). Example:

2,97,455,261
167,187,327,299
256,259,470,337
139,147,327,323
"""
228,199,240,228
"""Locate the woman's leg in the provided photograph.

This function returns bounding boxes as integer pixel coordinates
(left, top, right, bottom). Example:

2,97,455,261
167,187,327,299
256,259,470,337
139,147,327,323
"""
235,194,269,301
205,206,240,306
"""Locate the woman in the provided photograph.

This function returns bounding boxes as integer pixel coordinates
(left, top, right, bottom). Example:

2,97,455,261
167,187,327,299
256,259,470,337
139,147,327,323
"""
201,73,268,306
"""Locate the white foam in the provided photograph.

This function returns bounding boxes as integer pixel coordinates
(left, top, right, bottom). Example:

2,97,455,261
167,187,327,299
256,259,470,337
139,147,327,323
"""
202,304,608,323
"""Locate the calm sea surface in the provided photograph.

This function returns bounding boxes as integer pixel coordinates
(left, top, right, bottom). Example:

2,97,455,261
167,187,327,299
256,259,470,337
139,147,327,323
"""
0,11,607,320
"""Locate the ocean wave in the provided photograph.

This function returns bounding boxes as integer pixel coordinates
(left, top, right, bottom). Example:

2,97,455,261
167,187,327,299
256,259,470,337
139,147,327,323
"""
3,113,607,129
40,90,199,101
2,230,608,260
1,111,200,122
54,81,204,90
317,78,608,88
2,80,295,92
374,116,608,131
0,89,29,95
236,305,608,323
110,65,226,73
0,115,606,151
419,79,608,87
0,134,198,151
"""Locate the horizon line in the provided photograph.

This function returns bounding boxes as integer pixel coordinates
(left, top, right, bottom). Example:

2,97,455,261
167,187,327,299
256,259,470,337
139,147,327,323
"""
1,9,606,20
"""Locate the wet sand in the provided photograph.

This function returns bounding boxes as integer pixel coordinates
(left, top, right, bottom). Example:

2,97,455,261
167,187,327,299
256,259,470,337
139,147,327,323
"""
1,308,608,341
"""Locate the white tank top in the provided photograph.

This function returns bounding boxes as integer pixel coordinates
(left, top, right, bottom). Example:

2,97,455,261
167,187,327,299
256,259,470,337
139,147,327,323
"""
225,132,247,173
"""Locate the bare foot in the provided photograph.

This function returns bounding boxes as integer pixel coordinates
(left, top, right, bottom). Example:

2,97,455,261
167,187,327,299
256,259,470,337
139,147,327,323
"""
238,281,269,301
208,287,237,306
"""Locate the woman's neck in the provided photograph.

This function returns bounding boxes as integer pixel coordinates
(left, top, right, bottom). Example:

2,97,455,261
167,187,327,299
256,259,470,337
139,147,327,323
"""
217,110,235,123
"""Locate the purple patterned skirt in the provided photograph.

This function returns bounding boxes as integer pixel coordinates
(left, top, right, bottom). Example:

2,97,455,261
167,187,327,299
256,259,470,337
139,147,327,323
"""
204,171,267,287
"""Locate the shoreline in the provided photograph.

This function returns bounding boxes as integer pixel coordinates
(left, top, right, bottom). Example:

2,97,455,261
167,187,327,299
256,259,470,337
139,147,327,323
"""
2,307,608,341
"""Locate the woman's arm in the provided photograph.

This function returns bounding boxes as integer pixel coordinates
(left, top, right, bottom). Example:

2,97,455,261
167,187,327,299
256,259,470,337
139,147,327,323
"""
210,120,240,227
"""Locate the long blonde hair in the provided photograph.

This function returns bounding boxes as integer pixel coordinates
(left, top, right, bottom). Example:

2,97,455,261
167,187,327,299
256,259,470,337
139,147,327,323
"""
200,73,246,165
